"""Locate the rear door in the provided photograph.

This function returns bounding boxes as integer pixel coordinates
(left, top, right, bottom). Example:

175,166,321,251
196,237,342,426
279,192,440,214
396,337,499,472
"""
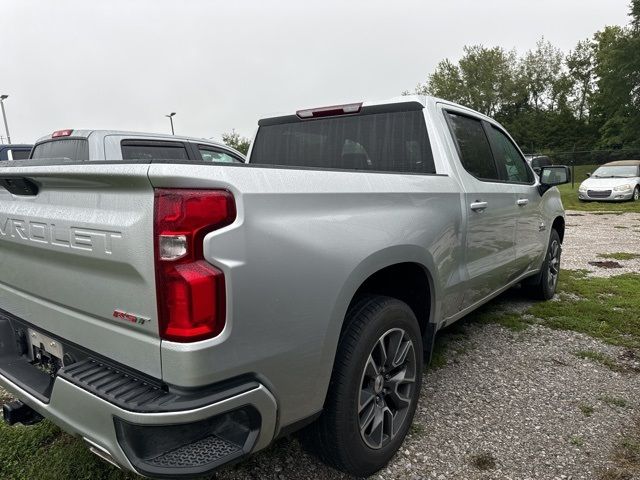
444,110,519,308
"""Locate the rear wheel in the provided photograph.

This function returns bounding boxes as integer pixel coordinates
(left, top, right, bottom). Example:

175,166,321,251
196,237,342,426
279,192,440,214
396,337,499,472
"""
526,229,562,300
301,295,423,477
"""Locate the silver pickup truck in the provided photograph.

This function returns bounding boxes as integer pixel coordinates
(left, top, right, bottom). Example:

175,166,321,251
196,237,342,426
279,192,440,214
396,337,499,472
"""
0,96,569,478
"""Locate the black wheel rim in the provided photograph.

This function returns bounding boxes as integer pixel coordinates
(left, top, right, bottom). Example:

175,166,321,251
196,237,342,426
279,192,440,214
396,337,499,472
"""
358,328,417,450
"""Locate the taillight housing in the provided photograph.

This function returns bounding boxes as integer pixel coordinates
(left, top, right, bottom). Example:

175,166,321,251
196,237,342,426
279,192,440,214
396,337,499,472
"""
154,189,236,342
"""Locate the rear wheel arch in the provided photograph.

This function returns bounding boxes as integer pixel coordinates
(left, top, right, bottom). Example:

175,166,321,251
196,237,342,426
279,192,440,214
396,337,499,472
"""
552,216,565,242
344,262,435,356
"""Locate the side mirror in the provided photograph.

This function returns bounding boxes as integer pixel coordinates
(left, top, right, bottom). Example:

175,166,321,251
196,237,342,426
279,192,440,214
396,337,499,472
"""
538,165,571,195
586,173,591,178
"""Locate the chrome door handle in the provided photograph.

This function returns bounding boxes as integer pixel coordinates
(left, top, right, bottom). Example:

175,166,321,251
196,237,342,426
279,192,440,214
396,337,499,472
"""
516,198,529,206
470,201,488,212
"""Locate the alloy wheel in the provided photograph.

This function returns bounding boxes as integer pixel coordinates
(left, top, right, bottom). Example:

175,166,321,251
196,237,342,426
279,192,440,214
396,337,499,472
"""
358,328,417,449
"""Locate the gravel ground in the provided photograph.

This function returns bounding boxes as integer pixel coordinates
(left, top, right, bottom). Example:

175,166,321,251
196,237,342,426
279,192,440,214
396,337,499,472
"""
0,211,639,479
214,321,640,480
564,210,640,276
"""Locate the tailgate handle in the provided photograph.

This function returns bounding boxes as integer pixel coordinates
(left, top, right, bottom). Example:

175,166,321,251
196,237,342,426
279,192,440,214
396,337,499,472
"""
0,178,39,196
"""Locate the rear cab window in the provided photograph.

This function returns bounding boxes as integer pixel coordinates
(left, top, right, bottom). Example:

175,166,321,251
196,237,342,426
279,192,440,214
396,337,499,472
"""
31,139,89,161
250,102,435,174
121,140,189,161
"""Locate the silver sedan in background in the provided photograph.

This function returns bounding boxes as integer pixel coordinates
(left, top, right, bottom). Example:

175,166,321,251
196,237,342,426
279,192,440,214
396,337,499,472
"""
578,160,640,202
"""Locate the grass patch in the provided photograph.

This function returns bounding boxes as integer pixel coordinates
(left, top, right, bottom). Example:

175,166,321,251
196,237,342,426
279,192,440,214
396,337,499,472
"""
600,419,640,479
570,435,585,447
574,350,623,372
580,404,595,417
528,270,640,349
598,253,640,261
0,420,134,480
558,164,640,213
599,396,629,408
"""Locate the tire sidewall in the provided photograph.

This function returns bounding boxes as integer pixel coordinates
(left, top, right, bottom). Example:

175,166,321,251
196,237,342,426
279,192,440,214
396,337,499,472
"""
337,299,423,474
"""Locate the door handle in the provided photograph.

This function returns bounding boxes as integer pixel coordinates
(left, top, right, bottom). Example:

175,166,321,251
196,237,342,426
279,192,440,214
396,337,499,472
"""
516,198,529,206
470,201,488,212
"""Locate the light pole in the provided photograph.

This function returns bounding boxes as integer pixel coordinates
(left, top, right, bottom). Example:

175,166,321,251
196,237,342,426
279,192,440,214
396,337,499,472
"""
0,95,11,144
165,112,176,135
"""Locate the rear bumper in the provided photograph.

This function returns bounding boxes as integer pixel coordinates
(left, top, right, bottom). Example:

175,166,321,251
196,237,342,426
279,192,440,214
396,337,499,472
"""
0,313,278,478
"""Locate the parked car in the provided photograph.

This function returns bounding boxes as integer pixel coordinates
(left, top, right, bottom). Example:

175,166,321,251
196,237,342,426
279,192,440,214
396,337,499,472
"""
524,154,553,175
0,144,33,161
25,129,245,163
0,96,569,478
578,160,640,202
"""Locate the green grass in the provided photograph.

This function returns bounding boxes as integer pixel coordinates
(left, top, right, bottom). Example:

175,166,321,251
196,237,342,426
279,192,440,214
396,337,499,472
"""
573,350,623,372
579,404,595,417
0,419,135,480
598,252,640,261
599,395,629,408
528,270,640,349
570,435,585,447
558,164,640,212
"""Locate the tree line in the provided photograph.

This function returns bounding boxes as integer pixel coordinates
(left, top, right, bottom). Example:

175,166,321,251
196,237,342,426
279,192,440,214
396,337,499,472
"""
224,1,640,160
411,0,640,156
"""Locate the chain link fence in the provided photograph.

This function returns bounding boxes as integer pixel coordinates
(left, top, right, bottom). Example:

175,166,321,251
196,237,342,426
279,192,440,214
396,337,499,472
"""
542,148,640,166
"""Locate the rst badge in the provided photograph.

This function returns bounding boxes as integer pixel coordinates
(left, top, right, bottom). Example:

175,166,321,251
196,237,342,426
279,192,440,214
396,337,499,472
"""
113,309,150,326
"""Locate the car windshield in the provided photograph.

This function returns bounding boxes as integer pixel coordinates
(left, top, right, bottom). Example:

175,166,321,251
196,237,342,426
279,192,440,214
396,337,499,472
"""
592,165,638,178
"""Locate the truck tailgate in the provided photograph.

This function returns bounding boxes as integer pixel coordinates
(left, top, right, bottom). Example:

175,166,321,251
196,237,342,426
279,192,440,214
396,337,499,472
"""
0,163,160,378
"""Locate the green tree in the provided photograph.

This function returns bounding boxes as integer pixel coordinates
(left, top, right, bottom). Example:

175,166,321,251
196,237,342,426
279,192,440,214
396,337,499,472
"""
221,129,251,155
520,38,566,112
416,45,519,117
566,39,595,121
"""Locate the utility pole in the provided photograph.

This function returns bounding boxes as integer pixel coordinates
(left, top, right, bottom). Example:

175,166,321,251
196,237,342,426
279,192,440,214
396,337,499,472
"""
165,112,176,135
0,95,12,144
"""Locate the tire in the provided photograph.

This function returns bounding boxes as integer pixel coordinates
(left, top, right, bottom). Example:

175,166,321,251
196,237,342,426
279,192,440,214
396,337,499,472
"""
527,229,562,300
301,295,423,477
632,186,639,202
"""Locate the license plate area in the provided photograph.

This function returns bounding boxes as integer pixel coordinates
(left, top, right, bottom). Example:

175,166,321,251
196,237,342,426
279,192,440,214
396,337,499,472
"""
27,329,65,375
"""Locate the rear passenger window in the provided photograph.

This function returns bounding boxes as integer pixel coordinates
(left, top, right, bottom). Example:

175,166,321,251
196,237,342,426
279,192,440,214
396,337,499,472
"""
488,126,533,183
198,148,243,163
121,142,189,161
446,113,499,181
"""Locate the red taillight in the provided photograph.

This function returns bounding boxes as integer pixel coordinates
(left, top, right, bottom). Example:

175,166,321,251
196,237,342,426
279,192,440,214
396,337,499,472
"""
154,189,236,342
52,129,73,138
296,102,362,119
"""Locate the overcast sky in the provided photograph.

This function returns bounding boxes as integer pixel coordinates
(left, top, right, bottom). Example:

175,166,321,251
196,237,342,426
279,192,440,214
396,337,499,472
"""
0,0,632,145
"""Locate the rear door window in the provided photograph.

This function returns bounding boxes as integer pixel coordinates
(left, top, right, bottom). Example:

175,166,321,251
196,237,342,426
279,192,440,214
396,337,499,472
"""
31,139,89,161
250,105,435,174
445,113,499,181
121,141,189,161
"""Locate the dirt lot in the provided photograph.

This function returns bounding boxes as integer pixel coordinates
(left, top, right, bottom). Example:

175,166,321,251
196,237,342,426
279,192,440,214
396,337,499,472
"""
1,210,639,480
